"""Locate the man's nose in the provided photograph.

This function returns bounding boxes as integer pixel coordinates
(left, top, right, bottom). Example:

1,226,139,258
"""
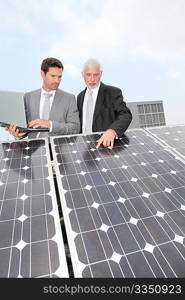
55,78,61,83
90,75,95,81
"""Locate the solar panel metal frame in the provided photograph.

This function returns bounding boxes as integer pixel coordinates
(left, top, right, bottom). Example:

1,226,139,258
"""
51,133,94,277
146,124,185,161
51,130,185,278
0,137,69,278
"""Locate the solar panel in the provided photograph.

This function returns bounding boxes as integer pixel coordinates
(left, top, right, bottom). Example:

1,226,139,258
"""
0,138,68,277
146,125,185,159
51,130,185,278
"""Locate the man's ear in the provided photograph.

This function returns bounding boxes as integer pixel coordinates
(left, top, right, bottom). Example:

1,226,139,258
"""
41,71,45,79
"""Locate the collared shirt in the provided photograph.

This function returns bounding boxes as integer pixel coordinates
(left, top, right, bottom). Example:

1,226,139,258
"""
82,83,100,133
40,88,56,132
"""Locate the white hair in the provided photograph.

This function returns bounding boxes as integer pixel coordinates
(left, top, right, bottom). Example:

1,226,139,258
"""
82,58,102,72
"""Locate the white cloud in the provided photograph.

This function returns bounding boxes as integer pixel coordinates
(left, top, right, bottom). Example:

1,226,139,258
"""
166,71,184,79
2,0,185,63
0,1,39,35
43,0,185,63
64,64,80,78
156,69,185,81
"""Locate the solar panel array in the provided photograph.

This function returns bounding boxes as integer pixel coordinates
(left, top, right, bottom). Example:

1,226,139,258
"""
0,138,68,278
146,125,185,158
51,130,185,278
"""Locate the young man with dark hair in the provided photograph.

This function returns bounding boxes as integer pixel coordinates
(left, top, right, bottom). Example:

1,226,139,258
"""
41,57,64,73
6,57,80,138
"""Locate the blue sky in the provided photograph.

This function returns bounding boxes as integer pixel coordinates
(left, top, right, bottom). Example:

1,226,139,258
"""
1,0,185,125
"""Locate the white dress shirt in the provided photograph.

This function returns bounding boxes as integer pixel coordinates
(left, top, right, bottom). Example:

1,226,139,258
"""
82,83,100,133
40,88,56,132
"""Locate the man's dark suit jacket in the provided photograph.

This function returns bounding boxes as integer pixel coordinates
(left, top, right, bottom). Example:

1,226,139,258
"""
77,82,132,138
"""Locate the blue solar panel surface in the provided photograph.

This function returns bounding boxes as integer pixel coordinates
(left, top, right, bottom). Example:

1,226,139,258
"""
51,130,185,278
0,138,68,277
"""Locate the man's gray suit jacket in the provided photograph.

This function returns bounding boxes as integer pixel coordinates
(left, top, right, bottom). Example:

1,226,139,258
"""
24,88,80,138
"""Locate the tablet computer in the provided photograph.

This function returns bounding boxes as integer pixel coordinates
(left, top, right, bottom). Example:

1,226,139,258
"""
0,90,26,126
0,90,49,141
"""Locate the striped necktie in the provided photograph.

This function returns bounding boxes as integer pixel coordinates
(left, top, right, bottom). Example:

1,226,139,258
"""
42,93,52,120
39,93,52,137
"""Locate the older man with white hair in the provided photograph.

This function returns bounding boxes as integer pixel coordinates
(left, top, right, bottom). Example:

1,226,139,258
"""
77,58,132,148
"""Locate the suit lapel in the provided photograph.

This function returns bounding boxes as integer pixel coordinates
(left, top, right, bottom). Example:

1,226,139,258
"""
93,82,105,122
33,89,41,120
79,89,86,111
49,89,60,119
79,88,86,124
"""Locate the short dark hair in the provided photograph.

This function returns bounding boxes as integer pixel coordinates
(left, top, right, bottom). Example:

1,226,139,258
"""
41,57,64,73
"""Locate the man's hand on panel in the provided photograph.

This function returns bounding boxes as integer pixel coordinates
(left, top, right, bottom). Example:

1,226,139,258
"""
96,128,116,149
